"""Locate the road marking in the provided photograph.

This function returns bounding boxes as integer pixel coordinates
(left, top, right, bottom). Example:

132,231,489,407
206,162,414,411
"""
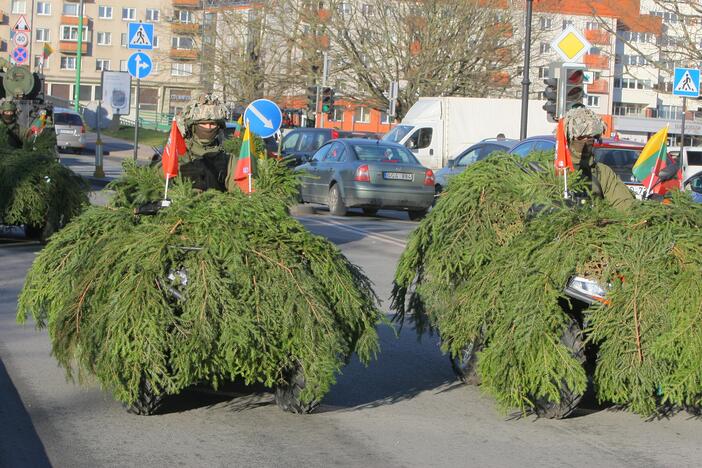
298,216,408,248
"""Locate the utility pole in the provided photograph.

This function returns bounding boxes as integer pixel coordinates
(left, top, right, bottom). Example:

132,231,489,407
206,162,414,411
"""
29,0,36,71
520,0,534,140
319,51,329,129
74,0,85,112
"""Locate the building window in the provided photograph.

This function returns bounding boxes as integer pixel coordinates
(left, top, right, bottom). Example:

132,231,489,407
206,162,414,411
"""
585,21,600,30
171,63,193,76
354,107,370,123
618,54,647,66
98,5,113,19
538,66,549,79
586,95,600,108
172,36,194,49
60,25,89,42
120,60,128,72
621,31,651,43
329,106,344,122
379,110,392,124
121,33,128,47
176,9,194,23
96,32,111,45
562,19,574,30
62,2,81,16
122,7,136,20
539,43,551,54
60,56,77,70
36,28,50,42
37,1,51,15
539,17,551,30
152,36,159,48
34,55,48,69
96,59,110,71
11,0,27,14
361,4,373,16
338,2,351,15
146,8,160,22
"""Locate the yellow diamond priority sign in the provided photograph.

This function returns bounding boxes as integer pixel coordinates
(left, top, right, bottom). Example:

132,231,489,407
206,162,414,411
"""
551,26,591,63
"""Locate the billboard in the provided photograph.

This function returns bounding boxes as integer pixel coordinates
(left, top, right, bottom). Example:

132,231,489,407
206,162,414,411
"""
101,71,132,115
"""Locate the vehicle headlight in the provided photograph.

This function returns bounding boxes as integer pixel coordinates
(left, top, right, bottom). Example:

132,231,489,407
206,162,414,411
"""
567,276,607,299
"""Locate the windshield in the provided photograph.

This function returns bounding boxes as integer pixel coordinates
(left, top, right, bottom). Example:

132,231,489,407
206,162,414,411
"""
353,143,419,164
382,125,414,144
54,113,83,126
594,148,640,183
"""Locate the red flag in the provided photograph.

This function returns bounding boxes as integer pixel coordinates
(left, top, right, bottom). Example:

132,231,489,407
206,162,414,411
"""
554,119,573,172
233,126,256,193
163,118,186,179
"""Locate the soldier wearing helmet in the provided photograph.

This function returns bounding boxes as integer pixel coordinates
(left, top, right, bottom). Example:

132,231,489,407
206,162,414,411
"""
564,107,635,211
0,99,23,149
174,94,232,192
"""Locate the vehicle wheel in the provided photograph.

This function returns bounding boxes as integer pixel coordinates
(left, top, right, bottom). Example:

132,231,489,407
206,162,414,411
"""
275,365,320,414
328,184,347,216
450,338,483,385
362,207,378,216
124,378,164,416
533,319,586,419
408,209,428,221
24,219,56,244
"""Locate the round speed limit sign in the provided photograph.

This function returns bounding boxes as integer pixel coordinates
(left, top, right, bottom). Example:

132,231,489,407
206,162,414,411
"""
13,31,29,48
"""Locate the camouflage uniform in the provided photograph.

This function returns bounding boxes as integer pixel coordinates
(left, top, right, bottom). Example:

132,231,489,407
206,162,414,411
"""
175,94,233,192
0,100,23,150
564,107,635,211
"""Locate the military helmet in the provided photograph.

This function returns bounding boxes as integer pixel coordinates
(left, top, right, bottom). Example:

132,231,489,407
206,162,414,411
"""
182,94,227,126
1,100,18,112
563,107,605,141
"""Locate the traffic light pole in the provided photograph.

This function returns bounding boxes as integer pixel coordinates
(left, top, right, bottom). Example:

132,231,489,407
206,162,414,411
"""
520,0,534,140
318,52,329,129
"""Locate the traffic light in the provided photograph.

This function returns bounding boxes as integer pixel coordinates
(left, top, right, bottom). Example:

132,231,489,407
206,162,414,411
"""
321,87,335,115
306,85,318,111
542,77,558,123
561,65,585,114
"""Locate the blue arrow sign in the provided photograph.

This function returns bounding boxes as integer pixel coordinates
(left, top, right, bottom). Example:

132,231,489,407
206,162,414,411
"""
127,52,152,79
243,99,282,138
11,46,28,64
673,67,700,98
128,22,154,50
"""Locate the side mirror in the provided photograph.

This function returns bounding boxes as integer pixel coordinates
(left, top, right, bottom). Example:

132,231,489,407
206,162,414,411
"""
447,159,456,168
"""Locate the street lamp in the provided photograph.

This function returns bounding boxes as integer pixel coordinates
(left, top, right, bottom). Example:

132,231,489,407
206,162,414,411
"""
520,0,534,140
74,0,85,112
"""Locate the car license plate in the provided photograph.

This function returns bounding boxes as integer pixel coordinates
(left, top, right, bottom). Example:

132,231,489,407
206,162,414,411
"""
58,129,73,135
628,184,646,199
383,172,413,181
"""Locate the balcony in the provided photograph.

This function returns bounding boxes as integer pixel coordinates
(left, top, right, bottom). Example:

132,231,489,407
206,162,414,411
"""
59,41,89,54
173,0,201,7
60,15,92,25
584,54,609,70
170,48,198,60
587,78,609,94
584,29,610,45
172,22,200,35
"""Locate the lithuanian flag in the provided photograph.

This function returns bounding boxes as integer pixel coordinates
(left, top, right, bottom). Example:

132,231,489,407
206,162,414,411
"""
233,125,257,193
632,126,668,183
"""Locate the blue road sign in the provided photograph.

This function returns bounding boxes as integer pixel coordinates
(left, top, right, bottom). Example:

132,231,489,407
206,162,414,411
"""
11,46,28,64
128,22,154,50
127,52,152,79
673,67,700,98
244,99,283,138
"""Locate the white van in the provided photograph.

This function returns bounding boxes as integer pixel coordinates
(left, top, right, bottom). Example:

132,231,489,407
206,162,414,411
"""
53,107,86,153
668,146,702,187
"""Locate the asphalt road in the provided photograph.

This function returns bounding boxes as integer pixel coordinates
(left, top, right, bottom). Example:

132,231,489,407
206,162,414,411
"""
1,158,702,466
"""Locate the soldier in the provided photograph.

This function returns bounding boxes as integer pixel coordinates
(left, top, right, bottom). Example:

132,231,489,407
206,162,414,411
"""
0,99,23,149
564,107,635,211
175,94,232,192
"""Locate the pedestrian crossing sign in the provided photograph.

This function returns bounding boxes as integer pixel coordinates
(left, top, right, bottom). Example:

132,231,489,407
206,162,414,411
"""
128,22,154,50
673,67,700,98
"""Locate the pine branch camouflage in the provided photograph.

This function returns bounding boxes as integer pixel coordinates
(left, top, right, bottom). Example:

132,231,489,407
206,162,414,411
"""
392,152,702,417
18,161,381,407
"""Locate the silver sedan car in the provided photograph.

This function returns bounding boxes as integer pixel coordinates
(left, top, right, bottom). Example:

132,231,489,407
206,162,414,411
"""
296,139,435,220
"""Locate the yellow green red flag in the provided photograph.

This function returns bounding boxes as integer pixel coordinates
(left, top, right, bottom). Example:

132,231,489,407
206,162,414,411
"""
632,126,668,182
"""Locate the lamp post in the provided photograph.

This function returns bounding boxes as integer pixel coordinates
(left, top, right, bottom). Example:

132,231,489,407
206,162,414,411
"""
520,0,534,140
73,0,84,112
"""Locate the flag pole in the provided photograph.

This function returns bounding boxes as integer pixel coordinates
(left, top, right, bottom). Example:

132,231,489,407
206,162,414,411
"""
643,125,669,198
164,174,170,201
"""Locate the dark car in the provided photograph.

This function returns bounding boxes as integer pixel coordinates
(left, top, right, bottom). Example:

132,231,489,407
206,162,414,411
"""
434,139,517,193
295,139,435,219
280,128,379,167
509,135,646,198
224,122,278,157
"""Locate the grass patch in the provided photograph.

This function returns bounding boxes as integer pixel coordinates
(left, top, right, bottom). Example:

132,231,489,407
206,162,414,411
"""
100,126,167,147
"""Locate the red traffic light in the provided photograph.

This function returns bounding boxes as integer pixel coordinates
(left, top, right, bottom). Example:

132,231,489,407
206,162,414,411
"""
566,69,584,84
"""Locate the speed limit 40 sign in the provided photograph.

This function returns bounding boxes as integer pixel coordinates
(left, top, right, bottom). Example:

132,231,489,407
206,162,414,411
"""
12,31,30,48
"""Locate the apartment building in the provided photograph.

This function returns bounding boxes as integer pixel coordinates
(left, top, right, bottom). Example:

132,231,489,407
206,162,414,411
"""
1,0,206,118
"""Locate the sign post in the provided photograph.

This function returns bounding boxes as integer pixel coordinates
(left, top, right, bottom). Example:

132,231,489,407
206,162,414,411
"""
672,67,700,161
127,22,154,160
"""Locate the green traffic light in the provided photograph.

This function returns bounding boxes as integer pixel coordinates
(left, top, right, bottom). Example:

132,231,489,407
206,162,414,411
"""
322,104,330,112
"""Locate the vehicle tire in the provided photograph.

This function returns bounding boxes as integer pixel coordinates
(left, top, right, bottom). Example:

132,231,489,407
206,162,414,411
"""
274,365,320,414
450,338,483,385
408,209,428,221
124,378,164,416
24,219,56,244
533,319,586,419
328,184,347,216
362,207,379,216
